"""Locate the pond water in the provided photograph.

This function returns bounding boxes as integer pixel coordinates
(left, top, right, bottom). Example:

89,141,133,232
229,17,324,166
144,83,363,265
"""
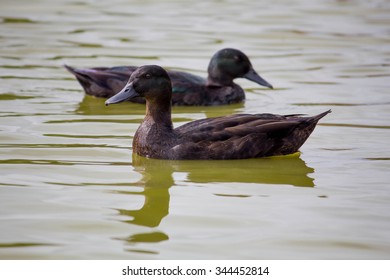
0,0,389,259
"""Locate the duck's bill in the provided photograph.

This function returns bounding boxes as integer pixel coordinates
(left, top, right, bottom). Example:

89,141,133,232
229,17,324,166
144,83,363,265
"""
243,68,273,89
105,82,139,106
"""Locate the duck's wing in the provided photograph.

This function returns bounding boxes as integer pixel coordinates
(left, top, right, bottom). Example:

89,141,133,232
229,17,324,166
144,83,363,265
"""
173,110,331,159
175,113,285,133
168,70,206,91
64,65,135,98
166,70,207,105
168,70,247,106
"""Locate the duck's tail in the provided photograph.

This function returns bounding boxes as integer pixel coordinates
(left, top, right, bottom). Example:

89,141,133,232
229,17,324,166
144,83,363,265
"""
276,109,331,155
64,64,92,85
311,109,332,123
64,64,115,97
63,64,76,75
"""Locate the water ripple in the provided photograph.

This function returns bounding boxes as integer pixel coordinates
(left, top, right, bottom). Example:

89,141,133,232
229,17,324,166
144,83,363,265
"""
320,123,390,129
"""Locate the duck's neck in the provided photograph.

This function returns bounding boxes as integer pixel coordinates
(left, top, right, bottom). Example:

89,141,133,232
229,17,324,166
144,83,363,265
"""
144,99,173,131
207,68,234,87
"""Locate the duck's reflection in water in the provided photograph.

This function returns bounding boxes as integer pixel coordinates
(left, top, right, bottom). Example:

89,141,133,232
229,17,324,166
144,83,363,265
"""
75,94,244,117
115,153,315,252
117,160,172,228
114,156,173,250
183,153,315,187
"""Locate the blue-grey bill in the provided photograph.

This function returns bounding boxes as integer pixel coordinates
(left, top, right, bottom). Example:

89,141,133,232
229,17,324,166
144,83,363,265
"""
105,82,138,106
243,68,273,89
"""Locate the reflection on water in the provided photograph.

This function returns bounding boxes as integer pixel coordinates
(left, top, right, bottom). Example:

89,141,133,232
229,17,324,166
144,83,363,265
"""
181,155,315,187
114,153,314,249
75,93,245,119
132,151,315,188
1,0,390,259
118,156,174,227
114,157,173,249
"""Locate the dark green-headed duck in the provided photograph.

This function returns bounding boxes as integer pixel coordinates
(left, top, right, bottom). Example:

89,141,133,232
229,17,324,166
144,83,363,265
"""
65,48,273,106
105,65,330,160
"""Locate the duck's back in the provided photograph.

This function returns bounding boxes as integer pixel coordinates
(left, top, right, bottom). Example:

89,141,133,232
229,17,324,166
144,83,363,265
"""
171,111,330,160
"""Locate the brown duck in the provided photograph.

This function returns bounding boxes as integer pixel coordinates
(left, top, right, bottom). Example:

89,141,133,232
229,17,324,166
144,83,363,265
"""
105,65,330,160
65,48,273,106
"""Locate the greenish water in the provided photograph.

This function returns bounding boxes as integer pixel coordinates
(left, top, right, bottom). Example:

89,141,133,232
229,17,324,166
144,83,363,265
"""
0,0,389,259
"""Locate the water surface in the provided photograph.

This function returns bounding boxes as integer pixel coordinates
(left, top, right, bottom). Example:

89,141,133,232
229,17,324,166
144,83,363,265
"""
0,0,390,259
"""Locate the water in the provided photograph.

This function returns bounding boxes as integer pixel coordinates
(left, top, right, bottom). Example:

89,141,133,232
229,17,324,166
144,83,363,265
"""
0,0,389,259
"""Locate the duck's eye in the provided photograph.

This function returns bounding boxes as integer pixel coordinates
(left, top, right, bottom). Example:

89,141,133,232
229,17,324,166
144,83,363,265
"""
145,73,151,79
234,55,242,62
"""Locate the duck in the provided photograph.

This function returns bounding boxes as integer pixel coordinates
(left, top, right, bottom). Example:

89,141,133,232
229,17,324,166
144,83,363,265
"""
105,65,330,160
65,48,273,106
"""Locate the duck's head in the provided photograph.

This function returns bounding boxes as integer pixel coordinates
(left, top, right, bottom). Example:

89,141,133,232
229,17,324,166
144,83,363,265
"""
207,48,273,89
105,65,172,106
